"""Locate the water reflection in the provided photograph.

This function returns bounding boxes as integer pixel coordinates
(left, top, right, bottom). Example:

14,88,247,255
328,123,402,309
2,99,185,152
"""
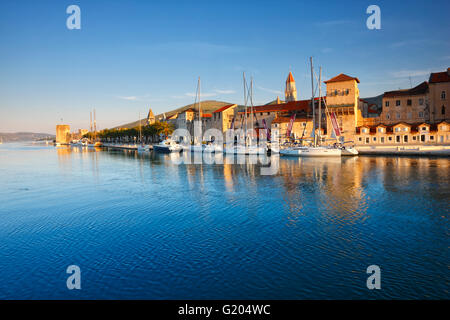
56,148,450,221
2,144,449,299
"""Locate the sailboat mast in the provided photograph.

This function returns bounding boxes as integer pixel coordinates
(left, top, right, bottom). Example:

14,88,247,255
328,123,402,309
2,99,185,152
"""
318,67,322,145
139,111,142,143
251,77,254,133
198,77,201,120
243,72,247,144
310,57,316,147
94,108,97,140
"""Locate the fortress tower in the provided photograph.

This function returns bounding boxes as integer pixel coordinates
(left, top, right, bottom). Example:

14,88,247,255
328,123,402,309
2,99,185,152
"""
285,71,298,102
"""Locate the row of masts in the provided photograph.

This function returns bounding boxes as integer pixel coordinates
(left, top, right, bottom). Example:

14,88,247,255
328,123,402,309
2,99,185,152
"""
185,57,329,147
89,108,97,141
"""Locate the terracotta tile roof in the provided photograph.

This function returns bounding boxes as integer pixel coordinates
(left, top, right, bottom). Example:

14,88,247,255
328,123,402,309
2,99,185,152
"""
384,81,429,98
324,73,360,84
201,113,212,118
357,122,442,134
272,116,310,124
429,69,450,83
213,104,236,113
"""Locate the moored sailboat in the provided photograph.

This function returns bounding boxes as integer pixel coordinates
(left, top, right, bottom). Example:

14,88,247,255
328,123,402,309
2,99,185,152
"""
280,58,341,157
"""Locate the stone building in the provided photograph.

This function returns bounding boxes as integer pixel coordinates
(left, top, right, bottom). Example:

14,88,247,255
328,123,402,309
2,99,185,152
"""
379,82,429,125
211,104,237,133
56,125,71,144
355,121,450,145
323,73,363,142
428,68,450,123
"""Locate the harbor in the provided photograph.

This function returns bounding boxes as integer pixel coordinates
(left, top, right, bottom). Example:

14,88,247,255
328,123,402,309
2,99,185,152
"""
54,65,450,158
1,0,449,304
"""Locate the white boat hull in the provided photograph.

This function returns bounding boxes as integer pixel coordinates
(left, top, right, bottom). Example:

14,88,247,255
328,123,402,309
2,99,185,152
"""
341,147,358,156
224,145,266,155
280,147,341,157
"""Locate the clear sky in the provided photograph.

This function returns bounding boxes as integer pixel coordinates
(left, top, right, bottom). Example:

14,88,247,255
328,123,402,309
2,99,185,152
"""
0,0,449,133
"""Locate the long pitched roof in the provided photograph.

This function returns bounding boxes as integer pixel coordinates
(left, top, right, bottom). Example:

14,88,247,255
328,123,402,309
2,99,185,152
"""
238,99,316,114
383,81,429,98
357,122,441,134
213,104,236,113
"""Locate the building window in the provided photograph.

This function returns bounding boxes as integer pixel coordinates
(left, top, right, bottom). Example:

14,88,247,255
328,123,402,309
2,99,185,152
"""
334,90,338,96
407,112,412,119
396,100,401,106
404,135,408,142
389,136,393,141
345,89,349,95
395,127,400,132
396,113,400,119
413,136,417,140
365,137,370,144
442,105,446,115
386,113,390,120
422,127,427,131
441,91,446,100
396,136,400,143
442,125,447,130
373,137,377,142
378,128,383,133
419,111,424,118
430,135,434,140
260,112,263,116
407,99,412,106
381,137,385,143
419,98,424,105
358,137,362,142
403,127,408,132
385,101,390,107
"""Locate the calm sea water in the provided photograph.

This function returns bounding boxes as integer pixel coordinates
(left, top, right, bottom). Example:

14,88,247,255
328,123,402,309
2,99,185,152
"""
0,143,448,299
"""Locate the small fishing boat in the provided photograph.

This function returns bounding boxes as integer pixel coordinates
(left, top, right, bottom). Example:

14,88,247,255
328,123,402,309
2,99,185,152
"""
153,138,182,153
340,146,359,156
137,144,150,152
339,142,358,156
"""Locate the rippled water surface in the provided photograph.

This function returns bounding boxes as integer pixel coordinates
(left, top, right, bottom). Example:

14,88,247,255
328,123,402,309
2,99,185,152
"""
0,143,448,299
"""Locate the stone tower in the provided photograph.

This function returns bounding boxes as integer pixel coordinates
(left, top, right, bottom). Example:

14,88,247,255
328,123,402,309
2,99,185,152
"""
147,108,155,125
285,71,297,102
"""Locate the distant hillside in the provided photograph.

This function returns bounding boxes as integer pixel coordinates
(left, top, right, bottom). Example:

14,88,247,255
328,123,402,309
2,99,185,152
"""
114,100,233,129
0,132,55,142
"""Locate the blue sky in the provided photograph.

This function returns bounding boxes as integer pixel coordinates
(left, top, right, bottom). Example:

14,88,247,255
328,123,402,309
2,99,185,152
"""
0,0,449,133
